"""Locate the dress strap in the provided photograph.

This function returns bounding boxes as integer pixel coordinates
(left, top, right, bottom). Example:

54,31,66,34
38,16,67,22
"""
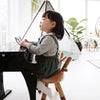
38,34,59,55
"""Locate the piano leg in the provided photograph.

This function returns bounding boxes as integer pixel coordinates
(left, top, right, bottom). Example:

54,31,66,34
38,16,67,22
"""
0,71,37,100
0,72,12,100
22,71,37,100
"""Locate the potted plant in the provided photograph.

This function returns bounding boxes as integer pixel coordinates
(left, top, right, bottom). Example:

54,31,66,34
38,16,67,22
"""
66,17,87,51
84,39,98,51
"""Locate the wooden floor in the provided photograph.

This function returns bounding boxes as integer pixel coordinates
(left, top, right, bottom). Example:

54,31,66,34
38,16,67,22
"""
3,50,100,100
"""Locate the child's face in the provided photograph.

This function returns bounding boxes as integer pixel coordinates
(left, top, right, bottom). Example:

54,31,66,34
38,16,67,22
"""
39,15,56,33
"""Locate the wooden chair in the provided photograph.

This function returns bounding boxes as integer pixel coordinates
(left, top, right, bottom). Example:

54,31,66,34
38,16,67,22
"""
40,52,72,100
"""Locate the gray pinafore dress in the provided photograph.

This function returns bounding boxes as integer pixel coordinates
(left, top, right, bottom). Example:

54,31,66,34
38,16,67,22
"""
36,35,60,79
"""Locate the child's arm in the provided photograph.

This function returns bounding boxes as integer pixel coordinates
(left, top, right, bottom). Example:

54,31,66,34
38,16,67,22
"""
21,39,37,47
26,36,57,56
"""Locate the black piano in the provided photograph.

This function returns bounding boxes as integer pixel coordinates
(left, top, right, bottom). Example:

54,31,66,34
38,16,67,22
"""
0,43,38,100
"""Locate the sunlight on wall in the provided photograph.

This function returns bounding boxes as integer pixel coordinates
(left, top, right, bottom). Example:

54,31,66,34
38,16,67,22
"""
87,1,100,34
60,0,86,21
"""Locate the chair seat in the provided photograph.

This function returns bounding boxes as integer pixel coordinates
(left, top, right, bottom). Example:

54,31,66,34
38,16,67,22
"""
41,71,64,83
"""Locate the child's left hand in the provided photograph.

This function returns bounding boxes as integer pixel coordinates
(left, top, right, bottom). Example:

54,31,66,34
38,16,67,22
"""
21,39,29,47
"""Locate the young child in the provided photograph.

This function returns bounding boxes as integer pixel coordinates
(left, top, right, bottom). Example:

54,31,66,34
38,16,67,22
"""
21,10,64,98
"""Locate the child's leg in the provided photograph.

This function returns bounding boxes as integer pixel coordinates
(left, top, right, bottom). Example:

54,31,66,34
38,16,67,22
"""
37,79,52,99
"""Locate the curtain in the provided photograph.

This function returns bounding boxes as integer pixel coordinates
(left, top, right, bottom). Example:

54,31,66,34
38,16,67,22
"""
0,0,31,51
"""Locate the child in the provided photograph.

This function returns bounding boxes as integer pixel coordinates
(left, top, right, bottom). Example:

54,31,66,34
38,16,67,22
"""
21,10,64,98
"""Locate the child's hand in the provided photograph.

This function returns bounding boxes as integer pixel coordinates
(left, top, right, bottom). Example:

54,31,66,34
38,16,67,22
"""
21,41,29,47
25,39,30,43
21,39,30,47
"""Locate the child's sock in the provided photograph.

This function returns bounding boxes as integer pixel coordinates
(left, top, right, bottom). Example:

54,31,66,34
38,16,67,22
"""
37,80,53,99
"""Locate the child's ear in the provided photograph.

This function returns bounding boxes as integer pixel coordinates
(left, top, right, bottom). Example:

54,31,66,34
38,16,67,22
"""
52,21,56,28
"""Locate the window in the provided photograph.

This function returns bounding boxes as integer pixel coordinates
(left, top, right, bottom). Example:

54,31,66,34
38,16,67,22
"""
0,0,8,46
87,0,100,34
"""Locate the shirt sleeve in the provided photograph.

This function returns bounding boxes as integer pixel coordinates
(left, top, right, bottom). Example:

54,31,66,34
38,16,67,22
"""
27,36,56,55
30,41,37,46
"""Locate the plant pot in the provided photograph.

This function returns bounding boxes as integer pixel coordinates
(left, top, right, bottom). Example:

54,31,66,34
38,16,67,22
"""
75,41,82,51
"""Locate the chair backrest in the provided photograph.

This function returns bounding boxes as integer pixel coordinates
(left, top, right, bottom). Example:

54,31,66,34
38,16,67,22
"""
61,57,72,72
60,52,67,67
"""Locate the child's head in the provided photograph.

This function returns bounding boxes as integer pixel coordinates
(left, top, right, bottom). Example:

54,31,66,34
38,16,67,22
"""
41,10,64,40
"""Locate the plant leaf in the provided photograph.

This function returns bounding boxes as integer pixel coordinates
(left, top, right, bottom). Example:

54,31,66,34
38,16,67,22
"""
77,31,82,34
76,26,84,30
79,28,86,32
79,18,88,23
66,18,78,29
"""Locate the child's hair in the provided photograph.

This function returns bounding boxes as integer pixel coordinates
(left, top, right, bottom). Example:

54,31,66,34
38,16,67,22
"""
42,10,64,40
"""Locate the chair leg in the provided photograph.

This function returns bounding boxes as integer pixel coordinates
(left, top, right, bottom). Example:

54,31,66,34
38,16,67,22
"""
55,83,66,100
55,83,58,92
41,83,48,100
41,93,46,100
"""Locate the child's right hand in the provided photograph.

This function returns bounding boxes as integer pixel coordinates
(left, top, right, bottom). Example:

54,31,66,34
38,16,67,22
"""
25,39,30,43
